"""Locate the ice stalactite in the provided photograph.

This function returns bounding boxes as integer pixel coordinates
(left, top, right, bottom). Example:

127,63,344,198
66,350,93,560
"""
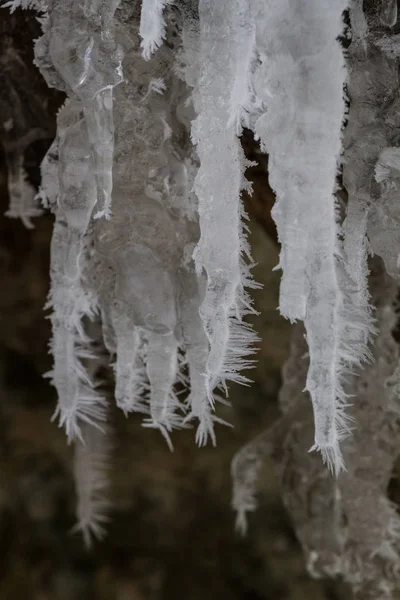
73,420,112,548
72,318,113,548
232,2,400,595
8,0,354,469
250,0,357,472
188,0,260,406
381,0,398,28
40,96,105,443
4,152,43,228
111,311,148,417
45,217,106,442
139,0,169,60
233,259,400,599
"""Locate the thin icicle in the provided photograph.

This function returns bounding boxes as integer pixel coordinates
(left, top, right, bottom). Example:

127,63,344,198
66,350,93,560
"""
48,320,108,442
177,267,217,446
4,152,43,229
112,310,148,416
142,331,183,450
36,136,59,210
190,0,259,404
231,429,274,535
45,213,105,442
139,0,169,60
57,98,98,280
381,0,398,28
72,421,112,548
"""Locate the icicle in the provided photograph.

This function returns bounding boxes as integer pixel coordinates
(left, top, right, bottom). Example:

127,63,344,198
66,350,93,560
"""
139,0,169,60
177,267,217,445
350,0,368,45
39,116,100,442
381,0,398,28
190,0,259,403
72,421,112,548
4,151,43,229
111,308,148,416
49,319,108,442
228,1,256,133
57,98,97,280
37,136,59,210
231,429,274,535
252,0,350,472
142,331,182,449
45,212,105,442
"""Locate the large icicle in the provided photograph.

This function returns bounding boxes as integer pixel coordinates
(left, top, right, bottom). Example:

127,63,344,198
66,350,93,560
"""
251,0,352,472
190,0,259,403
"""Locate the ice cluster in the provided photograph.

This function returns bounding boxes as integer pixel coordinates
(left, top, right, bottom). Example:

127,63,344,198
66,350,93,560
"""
5,3,400,583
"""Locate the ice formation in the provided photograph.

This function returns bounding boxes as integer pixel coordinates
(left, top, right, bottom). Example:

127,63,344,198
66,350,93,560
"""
6,0,261,543
231,3,400,597
233,260,400,599
5,0,400,577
